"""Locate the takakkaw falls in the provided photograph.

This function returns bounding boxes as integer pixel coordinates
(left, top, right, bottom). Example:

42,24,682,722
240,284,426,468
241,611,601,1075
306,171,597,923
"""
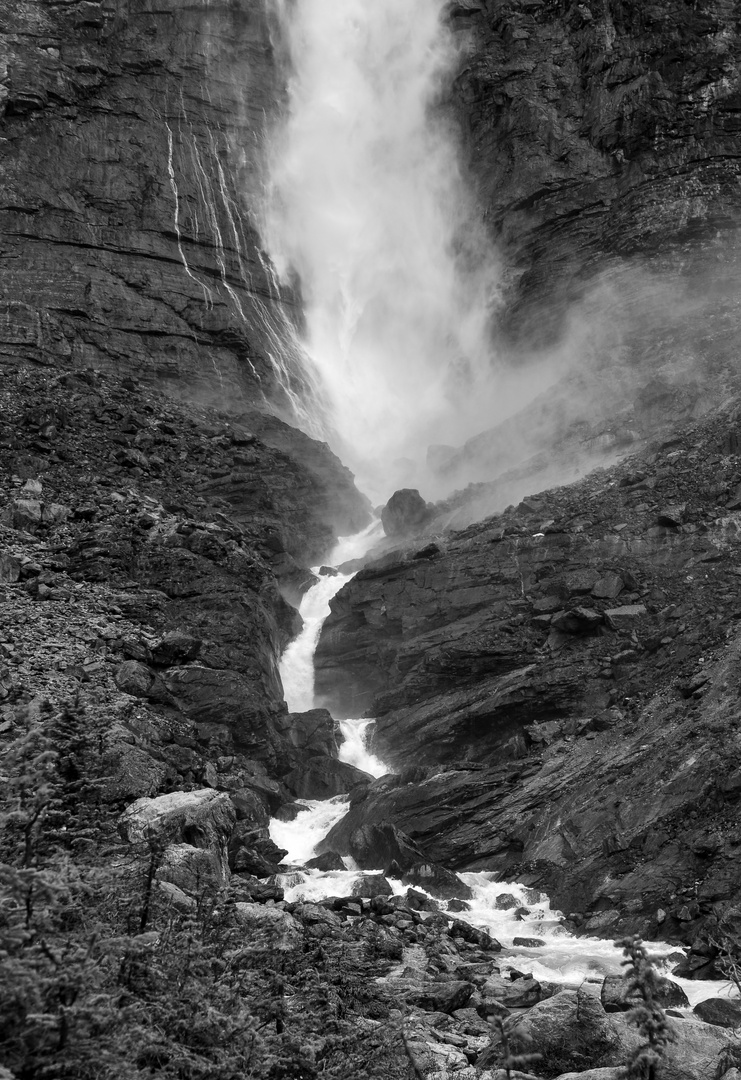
7,3,741,1080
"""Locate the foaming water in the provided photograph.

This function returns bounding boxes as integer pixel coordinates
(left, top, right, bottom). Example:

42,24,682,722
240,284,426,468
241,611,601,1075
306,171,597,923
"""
338,719,388,779
269,796,350,866
263,0,500,497
279,520,381,711
272,522,734,1010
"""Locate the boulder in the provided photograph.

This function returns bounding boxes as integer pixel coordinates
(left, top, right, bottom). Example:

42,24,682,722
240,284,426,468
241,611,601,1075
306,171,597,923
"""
157,842,227,895
552,607,604,634
601,973,689,1012
449,919,501,950
233,902,302,950
381,488,431,538
155,879,197,914
101,743,168,801
404,980,474,1014
277,708,337,758
401,862,474,901
692,997,741,1028
351,873,393,898
118,789,236,858
347,822,426,871
609,1009,734,1080
150,630,202,666
1,499,42,531
502,987,616,1071
604,605,647,630
228,824,287,876
0,555,21,582
305,850,346,871
114,660,172,703
495,893,520,910
480,973,543,1012
592,574,625,600
229,788,270,828
283,758,371,800
405,887,441,912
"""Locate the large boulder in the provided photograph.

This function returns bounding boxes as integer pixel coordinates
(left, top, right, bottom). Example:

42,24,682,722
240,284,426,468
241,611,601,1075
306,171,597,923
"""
118,789,236,860
609,1009,734,1080
601,972,689,1012
500,987,618,1074
282,758,371,800
276,708,337,758
404,980,475,1014
381,488,432,538
401,862,474,901
157,843,227,895
505,984,735,1080
346,822,426,870
150,630,202,666
692,997,741,1029
233,902,302,950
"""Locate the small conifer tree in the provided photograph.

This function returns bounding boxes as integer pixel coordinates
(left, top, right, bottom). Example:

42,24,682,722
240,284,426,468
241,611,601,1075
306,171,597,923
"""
617,934,673,1079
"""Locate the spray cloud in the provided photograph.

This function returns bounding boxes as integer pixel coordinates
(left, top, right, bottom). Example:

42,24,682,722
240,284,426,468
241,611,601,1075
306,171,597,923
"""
262,0,502,499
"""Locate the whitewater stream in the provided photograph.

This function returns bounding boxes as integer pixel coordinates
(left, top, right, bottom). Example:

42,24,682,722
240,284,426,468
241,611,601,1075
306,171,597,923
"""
270,527,735,1012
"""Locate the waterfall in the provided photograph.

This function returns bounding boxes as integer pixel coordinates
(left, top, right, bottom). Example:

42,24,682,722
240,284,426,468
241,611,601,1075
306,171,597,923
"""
262,0,501,498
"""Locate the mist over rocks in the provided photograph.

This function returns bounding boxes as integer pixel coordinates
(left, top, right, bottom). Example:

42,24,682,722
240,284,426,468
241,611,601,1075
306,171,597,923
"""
381,488,434,539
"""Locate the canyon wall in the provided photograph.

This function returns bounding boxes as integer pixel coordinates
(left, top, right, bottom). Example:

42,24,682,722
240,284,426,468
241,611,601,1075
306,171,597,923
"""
0,0,313,414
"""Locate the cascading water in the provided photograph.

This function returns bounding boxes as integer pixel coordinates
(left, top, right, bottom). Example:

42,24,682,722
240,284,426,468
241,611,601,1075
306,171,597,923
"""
260,1,736,1017
262,0,501,497
271,526,735,1009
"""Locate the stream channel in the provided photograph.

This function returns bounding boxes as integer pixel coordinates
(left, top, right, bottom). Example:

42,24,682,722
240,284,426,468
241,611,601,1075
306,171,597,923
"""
269,525,732,1011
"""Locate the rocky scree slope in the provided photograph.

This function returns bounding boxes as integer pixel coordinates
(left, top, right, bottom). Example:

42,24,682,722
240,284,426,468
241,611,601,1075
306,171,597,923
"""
0,361,368,880
317,392,741,968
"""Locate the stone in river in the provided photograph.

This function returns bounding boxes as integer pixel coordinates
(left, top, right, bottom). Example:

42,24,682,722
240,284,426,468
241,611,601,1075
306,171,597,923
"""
601,972,689,1012
693,996,741,1028
305,850,346,871
347,822,426,871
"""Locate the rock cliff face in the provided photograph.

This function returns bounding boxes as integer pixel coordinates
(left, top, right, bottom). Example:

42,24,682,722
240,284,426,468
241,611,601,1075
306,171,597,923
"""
0,0,310,411
453,0,741,329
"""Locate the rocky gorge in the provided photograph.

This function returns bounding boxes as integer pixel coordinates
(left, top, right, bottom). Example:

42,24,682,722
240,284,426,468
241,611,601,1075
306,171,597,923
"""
3,1,741,1079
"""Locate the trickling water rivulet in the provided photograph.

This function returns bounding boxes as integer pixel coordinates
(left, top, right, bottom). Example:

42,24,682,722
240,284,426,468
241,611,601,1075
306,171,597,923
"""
262,0,500,496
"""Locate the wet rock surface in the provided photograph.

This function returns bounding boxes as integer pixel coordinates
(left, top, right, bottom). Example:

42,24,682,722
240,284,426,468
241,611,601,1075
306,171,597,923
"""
317,403,741,942
0,0,309,409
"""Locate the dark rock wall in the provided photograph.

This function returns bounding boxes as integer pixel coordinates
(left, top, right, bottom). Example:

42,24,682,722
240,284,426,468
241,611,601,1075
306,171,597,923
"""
0,0,309,410
452,0,741,332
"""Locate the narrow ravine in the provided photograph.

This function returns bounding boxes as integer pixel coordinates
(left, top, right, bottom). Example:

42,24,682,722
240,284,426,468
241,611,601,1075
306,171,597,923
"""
270,529,735,1014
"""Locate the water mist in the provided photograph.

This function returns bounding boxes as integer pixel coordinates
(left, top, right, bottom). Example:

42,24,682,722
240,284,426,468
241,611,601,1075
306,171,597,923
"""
262,0,501,499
